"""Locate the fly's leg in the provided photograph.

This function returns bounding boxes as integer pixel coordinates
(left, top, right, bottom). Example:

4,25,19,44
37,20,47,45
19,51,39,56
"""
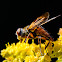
38,36,43,55
45,40,50,49
25,33,30,43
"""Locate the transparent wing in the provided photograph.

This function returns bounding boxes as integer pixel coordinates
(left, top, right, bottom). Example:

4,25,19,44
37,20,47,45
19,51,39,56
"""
28,12,61,29
41,15,61,26
34,12,49,23
28,12,49,29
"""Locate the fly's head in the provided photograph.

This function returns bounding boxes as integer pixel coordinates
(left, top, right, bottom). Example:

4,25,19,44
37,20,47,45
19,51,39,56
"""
16,28,25,37
16,27,29,37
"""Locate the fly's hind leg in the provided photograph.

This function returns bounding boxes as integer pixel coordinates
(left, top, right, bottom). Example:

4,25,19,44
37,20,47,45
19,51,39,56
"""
45,40,50,49
38,36,43,55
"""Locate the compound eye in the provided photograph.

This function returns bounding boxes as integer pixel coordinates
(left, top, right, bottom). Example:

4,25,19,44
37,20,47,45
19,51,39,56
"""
16,28,21,36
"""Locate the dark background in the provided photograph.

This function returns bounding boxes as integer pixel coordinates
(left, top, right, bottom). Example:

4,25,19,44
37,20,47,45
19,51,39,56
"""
0,0,62,62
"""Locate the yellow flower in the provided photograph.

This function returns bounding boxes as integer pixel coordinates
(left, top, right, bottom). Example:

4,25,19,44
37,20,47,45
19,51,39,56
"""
1,28,62,62
58,28,62,35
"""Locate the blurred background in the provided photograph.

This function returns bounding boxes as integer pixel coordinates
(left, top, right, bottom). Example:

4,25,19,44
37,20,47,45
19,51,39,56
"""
0,0,62,62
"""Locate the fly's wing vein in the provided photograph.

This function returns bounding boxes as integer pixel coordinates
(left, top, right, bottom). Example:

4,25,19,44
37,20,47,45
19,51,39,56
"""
28,12,49,29
41,15,61,26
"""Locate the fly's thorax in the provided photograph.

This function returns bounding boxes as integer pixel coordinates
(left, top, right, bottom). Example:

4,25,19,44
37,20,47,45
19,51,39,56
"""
23,27,29,35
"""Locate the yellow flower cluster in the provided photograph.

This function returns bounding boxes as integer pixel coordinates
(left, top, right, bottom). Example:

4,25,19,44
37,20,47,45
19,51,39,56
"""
1,28,62,62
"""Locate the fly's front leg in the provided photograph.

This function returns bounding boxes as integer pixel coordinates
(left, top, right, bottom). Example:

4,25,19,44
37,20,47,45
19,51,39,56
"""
38,36,43,55
25,33,30,43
